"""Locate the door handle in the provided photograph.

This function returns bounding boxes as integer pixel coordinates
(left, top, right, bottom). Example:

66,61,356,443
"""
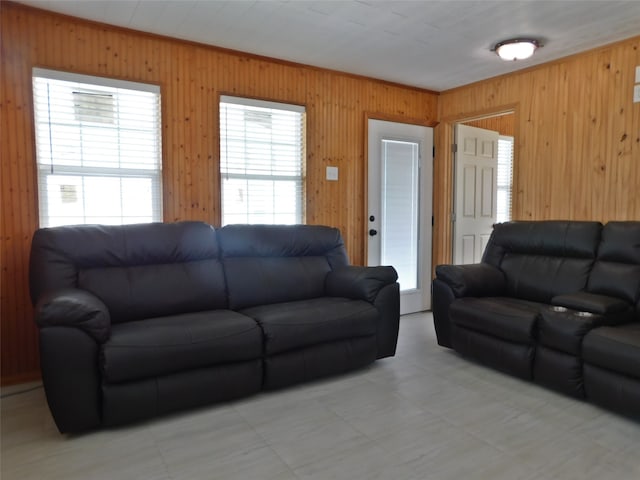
369,229,378,236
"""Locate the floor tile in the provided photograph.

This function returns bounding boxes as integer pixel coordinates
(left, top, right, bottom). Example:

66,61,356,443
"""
2,312,639,480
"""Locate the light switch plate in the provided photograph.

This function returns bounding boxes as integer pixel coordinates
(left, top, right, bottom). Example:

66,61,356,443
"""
634,84,640,104
636,66,640,83
326,166,338,181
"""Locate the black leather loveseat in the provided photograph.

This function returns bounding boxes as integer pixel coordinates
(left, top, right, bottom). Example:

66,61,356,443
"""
29,222,399,433
433,220,640,418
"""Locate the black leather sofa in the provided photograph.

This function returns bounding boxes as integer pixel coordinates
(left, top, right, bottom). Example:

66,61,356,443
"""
433,220,640,418
29,222,399,433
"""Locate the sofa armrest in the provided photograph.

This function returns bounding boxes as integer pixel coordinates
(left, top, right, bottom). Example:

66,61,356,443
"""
35,288,111,343
552,292,634,324
326,266,398,303
435,263,506,298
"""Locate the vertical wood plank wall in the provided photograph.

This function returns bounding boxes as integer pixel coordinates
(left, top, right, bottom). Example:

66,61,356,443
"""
2,2,639,385
434,35,640,269
0,3,438,384
464,115,515,137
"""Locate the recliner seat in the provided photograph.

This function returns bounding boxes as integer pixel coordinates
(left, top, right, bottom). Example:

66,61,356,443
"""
433,220,640,418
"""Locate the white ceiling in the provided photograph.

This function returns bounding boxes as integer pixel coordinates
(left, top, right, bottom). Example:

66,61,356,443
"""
17,0,640,91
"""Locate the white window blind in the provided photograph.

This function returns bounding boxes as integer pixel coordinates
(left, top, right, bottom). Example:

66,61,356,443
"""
220,95,305,225
32,68,162,227
497,135,514,223
381,140,420,292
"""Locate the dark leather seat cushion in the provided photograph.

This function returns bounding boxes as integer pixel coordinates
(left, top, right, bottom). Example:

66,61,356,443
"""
102,310,262,383
264,337,377,389
241,297,377,355
450,297,542,344
583,323,640,379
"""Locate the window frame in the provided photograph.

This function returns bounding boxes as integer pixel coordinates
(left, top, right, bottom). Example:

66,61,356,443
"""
219,95,306,226
32,68,163,227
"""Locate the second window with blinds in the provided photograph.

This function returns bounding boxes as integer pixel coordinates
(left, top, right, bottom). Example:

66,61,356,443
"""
219,96,306,226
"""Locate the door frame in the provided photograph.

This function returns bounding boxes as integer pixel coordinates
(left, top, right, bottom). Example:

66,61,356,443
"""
365,116,434,314
434,106,519,268
364,114,437,262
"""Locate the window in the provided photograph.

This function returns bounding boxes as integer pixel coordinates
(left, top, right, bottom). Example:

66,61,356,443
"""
496,135,514,223
381,139,420,291
219,96,305,225
32,68,162,227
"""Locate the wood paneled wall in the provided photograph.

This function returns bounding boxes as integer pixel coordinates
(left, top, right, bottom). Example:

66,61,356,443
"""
433,35,640,269
0,3,438,384
2,2,638,385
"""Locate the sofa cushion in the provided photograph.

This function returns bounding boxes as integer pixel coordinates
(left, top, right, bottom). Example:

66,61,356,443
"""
218,224,350,310
588,262,640,305
452,326,535,379
223,257,333,310
587,221,640,307
30,221,227,323
102,360,263,427
481,221,601,303
102,310,262,383
241,297,377,355
263,337,377,389
450,297,543,344
81,260,227,323
499,255,595,304
483,221,602,265
217,224,349,267
583,323,640,379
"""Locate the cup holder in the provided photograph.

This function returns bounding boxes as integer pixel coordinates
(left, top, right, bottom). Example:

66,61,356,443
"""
550,306,568,312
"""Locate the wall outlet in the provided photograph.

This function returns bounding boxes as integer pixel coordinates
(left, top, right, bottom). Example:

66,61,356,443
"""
326,166,339,181
634,84,640,104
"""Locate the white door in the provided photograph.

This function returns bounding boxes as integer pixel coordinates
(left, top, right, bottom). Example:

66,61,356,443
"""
367,119,433,314
453,124,499,265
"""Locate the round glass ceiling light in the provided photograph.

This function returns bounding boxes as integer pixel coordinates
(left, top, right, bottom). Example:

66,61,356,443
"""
494,38,540,61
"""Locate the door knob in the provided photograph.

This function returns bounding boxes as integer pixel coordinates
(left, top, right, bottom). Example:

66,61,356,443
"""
369,229,378,236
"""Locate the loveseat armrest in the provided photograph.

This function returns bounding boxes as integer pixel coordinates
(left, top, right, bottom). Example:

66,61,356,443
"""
35,288,111,343
432,263,505,348
435,263,506,298
326,266,398,303
552,292,635,325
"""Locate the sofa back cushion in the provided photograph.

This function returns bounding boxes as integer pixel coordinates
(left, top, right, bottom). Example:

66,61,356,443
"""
588,221,640,311
482,221,602,303
218,224,350,310
30,221,227,322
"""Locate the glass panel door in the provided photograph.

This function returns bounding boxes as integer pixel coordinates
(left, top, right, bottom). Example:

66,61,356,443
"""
367,119,433,314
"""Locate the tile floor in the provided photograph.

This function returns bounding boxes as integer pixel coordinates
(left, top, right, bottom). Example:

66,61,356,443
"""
1,312,639,480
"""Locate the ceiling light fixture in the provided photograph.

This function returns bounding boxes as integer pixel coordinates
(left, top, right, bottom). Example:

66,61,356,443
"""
493,38,541,61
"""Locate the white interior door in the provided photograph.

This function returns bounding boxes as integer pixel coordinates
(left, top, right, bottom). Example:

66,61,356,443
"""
453,124,499,265
367,119,433,314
